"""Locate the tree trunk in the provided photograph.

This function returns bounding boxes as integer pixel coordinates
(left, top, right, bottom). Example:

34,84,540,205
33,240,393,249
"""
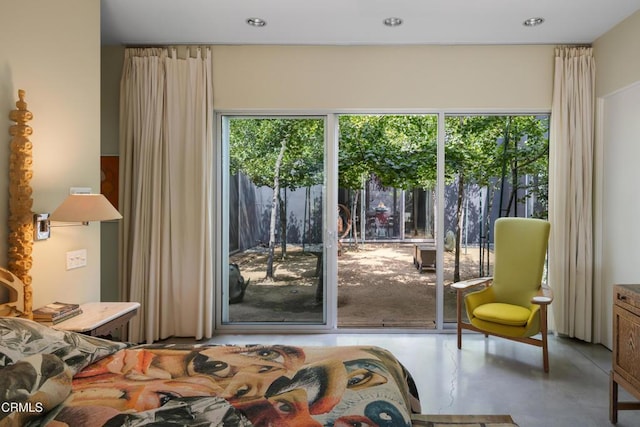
413,188,420,236
302,186,309,250
266,138,287,279
279,190,287,259
481,185,495,277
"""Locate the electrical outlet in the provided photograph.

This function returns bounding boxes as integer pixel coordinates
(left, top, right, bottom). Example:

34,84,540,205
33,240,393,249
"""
66,249,87,270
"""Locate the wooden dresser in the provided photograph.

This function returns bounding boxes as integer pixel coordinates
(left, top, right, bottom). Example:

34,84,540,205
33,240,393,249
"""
610,284,640,423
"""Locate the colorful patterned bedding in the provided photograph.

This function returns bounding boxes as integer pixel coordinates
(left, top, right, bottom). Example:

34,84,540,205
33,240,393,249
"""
0,318,421,426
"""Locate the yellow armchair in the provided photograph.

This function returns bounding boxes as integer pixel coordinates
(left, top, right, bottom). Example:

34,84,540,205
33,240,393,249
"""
452,217,552,372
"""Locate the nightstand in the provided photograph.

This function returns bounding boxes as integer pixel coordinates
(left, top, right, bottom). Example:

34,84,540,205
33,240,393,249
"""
610,285,640,423
53,302,140,338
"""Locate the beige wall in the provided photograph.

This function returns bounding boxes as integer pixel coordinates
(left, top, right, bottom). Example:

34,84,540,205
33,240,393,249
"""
103,44,555,112
212,44,554,111
594,10,640,97
593,10,640,347
0,0,102,309
102,45,554,127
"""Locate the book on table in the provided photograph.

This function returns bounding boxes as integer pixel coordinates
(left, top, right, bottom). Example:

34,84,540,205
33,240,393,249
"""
33,302,82,323
36,308,83,325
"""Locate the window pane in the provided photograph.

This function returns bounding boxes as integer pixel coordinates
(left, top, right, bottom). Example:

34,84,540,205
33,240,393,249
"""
224,117,326,324
443,115,549,323
337,114,438,328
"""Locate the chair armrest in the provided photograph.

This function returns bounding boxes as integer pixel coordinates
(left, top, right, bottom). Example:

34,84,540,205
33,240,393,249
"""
531,287,553,305
451,277,493,291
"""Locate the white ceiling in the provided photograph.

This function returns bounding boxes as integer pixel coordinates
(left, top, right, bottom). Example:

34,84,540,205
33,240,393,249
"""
101,0,640,46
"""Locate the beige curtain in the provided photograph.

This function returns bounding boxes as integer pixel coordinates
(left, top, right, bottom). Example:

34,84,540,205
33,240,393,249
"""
549,46,595,341
119,47,214,344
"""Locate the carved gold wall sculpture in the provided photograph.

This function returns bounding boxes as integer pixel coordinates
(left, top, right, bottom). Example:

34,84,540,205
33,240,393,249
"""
8,90,34,318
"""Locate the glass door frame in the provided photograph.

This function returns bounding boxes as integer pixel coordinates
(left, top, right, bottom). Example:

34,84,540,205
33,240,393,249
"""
436,112,445,330
215,112,339,332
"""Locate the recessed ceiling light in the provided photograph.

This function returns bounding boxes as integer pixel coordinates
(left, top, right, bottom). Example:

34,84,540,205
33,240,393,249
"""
246,17,266,27
383,17,403,27
523,17,545,27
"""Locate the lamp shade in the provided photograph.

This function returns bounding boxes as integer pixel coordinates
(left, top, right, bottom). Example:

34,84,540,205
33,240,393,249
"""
50,194,122,223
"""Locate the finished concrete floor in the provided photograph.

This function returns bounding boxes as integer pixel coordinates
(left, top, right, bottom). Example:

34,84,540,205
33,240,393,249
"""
177,332,640,427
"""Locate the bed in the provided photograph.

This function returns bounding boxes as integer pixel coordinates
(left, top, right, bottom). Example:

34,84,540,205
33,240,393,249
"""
0,318,420,427
0,268,421,427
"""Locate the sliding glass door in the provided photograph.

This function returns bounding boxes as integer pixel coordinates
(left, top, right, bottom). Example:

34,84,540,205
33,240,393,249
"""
220,116,330,327
217,112,548,331
442,114,549,323
336,114,439,328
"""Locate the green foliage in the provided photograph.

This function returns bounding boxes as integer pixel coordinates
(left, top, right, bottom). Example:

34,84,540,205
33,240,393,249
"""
445,115,549,218
229,114,548,217
229,118,324,189
338,115,438,190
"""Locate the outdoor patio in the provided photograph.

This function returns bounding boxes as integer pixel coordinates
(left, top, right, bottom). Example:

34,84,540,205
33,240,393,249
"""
227,243,490,327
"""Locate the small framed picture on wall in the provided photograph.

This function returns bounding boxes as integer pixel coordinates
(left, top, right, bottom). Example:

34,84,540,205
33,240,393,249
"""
101,156,119,210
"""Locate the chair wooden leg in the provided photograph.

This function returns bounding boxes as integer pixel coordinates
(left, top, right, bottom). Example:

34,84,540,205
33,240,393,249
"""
610,372,619,424
456,289,462,349
541,305,549,373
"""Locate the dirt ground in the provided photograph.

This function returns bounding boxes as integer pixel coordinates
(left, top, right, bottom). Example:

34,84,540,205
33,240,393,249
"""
228,242,490,328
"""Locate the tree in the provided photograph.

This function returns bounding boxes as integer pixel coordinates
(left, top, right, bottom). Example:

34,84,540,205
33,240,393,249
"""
229,114,548,283
338,115,438,242
267,138,286,278
444,115,549,280
229,118,324,279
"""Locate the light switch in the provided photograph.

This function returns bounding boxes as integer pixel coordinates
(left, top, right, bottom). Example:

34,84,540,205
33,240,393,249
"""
66,249,87,270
